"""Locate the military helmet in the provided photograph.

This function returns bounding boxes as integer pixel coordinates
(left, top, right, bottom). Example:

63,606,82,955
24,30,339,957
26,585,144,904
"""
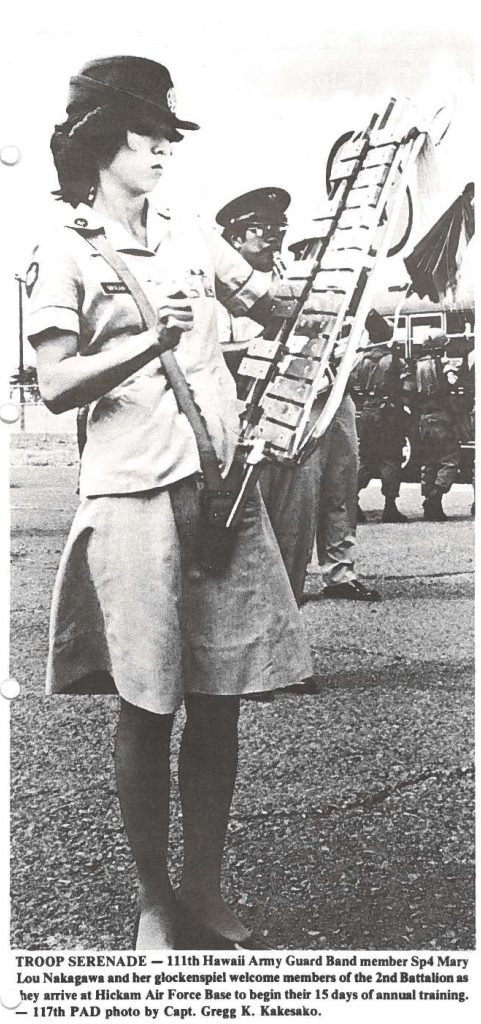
420,328,448,349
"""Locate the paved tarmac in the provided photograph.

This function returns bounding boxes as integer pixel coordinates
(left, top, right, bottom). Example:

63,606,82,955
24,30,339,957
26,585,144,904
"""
9,436,475,950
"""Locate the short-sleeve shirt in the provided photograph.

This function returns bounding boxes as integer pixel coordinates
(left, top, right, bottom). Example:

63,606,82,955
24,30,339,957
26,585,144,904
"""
217,302,264,352
26,201,270,497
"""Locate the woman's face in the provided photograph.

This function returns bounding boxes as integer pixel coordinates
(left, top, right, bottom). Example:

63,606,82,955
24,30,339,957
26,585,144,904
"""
106,131,173,195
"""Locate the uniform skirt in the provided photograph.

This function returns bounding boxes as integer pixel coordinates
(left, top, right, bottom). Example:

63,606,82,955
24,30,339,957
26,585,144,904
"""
46,481,312,713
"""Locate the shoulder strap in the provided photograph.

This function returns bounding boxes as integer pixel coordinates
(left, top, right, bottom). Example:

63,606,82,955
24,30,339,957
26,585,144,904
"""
77,228,228,492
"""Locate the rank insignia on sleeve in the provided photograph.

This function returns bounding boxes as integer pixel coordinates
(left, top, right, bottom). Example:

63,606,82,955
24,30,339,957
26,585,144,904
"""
25,261,39,298
101,282,131,294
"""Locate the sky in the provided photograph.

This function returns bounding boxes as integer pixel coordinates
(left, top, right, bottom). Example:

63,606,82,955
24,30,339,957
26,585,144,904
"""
0,0,475,374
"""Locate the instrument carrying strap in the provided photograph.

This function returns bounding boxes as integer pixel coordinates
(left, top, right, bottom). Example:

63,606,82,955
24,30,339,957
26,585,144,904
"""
76,228,229,494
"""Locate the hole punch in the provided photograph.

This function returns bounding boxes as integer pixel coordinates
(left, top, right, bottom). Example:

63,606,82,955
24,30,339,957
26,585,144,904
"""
0,678,21,700
0,990,22,1010
0,145,21,166
0,401,21,425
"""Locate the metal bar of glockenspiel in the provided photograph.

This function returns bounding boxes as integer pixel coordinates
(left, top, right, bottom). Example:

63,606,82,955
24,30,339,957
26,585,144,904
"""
297,128,427,453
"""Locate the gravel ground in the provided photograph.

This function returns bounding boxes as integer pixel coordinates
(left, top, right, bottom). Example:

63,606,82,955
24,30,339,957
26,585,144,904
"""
9,434,475,950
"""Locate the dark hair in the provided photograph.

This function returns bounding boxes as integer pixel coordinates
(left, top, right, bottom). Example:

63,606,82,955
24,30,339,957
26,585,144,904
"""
51,104,179,207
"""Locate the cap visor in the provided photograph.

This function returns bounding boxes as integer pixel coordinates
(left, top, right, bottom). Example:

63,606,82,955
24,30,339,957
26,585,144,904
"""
174,118,200,131
145,115,199,142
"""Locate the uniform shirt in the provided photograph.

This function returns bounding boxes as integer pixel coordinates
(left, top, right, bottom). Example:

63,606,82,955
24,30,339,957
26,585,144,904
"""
27,201,270,497
216,301,265,389
217,302,264,351
217,261,279,384
353,348,413,410
414,352,451,413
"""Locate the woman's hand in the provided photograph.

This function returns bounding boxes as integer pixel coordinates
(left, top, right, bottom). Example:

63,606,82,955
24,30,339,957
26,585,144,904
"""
35,326,172,414
156,293,194,353
34,294,195,414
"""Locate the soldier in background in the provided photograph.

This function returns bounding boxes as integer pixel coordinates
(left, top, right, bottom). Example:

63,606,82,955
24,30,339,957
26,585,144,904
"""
216,187,289,390
415,329,461,521
217,189,381,605
445,336,475,515
355,316,414,523
443,334,475,451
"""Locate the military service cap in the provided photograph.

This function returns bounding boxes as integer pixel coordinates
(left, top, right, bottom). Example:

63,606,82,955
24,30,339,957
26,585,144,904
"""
68,56,199,142
216,188,291,233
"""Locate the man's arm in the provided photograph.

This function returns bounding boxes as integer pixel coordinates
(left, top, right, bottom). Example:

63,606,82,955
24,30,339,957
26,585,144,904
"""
247,287,279,328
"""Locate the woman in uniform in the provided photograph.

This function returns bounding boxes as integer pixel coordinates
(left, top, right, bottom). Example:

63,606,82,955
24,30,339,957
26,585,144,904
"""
26,56,312,949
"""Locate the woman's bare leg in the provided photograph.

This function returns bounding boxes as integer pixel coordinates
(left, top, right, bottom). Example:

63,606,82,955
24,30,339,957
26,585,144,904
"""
115,698,176,948
178,693,250,942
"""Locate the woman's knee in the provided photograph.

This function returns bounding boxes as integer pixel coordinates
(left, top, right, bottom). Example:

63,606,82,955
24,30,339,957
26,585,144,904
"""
118,697,174,738
183,694,240,762
185,693,240,729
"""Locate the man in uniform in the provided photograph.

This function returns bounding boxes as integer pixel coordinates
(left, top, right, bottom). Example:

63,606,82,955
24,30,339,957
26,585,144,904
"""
415,329,461,521
355,321,414,523
216,188,381,605
215,187,289,389
443,335,475,514
443,334,475,449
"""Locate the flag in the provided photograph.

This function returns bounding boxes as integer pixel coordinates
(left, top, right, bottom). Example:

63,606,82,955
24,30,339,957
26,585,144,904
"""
403,183,474,303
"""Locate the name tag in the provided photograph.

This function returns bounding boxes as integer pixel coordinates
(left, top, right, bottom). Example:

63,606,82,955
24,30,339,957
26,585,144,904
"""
102,282,131,295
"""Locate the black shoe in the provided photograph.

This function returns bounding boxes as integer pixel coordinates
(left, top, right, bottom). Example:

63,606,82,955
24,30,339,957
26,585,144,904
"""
175,900,271,950
357,504,367,523
322,580,382,602
382,501,408,523
423,498,448,522
177,917,255,950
